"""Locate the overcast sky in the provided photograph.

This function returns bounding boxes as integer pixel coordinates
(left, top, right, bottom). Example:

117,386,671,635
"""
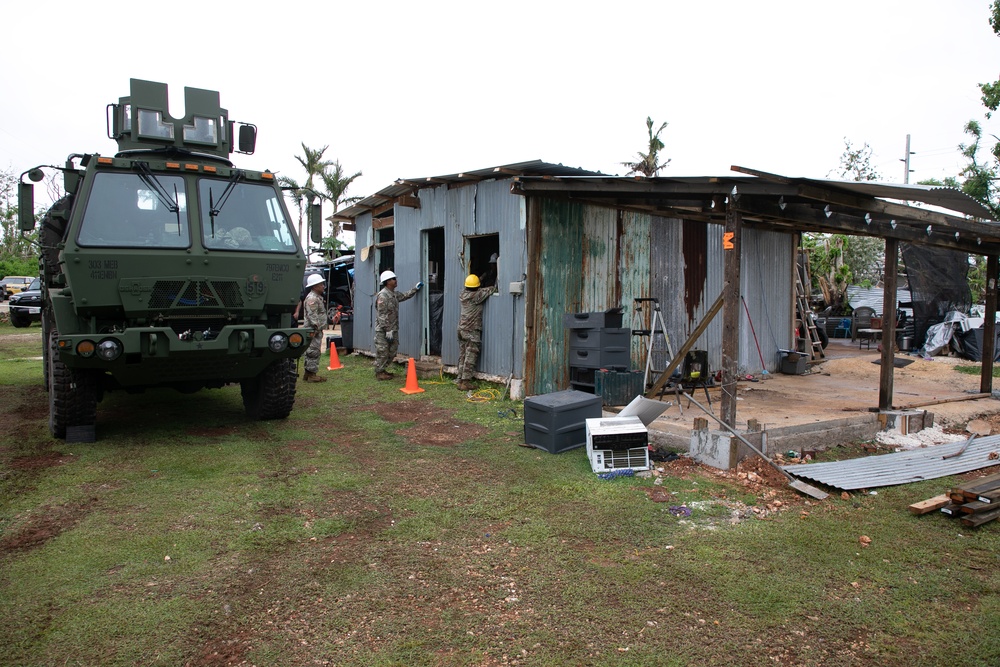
3,1,1000,227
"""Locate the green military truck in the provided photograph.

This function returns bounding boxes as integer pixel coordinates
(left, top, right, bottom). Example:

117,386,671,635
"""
18,79,322,440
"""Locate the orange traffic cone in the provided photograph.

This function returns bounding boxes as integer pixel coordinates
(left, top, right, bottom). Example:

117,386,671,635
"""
327,340,343,370
400,357,425,394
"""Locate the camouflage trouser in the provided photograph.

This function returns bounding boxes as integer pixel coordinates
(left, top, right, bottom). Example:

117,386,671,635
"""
457,328,481,381
374,330,398,373
305,332,323,373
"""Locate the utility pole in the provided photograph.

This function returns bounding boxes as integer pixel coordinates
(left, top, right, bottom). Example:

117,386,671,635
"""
900,134,914,184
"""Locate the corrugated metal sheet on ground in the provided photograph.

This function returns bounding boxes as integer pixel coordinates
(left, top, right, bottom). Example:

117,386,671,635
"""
781,435,1000,490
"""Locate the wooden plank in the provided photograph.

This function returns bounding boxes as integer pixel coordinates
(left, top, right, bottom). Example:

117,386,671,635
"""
939,503,965,517
960,505,1000,527
908,494,952,515
955,472,1000,496
976,488,1000,504
959,500,992,514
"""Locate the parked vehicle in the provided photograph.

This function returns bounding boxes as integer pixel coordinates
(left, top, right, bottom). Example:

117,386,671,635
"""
8,277,42,328
17,79,322,440
0,276,34,300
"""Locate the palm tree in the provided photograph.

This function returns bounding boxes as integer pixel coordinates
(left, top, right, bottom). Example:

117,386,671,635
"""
277,175,305,245
320,161,363,254
292,143,334,256
621,117,671,177
294,143,334,196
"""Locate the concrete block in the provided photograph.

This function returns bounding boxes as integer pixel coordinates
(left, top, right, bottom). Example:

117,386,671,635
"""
879,410,929,435
690,429,737,470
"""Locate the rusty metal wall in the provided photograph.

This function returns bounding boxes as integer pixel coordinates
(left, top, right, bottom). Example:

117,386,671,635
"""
527,201,654,394
649,217,793,376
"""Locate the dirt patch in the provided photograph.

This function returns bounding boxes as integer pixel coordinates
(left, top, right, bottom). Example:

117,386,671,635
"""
9,450,75,470
0,498,97,556
372,401,489,446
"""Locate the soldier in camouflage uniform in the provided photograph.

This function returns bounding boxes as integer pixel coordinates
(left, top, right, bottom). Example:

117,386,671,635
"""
302,273,328,382
374,270,423,380
456,274,497,391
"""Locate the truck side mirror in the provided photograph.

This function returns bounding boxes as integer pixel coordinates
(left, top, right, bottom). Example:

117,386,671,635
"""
18,182,35,231
237,124,257,154
309,202,323,244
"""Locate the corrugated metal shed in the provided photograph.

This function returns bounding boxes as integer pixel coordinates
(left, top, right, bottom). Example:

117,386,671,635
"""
846,285,913,314
782,436,1000,490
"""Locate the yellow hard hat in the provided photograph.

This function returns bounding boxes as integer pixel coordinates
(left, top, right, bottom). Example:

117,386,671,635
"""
464,274,481,288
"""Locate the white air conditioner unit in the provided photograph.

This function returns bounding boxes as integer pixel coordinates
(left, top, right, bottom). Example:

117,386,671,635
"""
585,416,650,473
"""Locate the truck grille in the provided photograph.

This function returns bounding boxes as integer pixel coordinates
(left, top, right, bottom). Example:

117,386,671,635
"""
148,280,246,310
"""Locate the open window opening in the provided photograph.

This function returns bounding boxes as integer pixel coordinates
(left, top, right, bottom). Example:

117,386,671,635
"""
467,233,500,287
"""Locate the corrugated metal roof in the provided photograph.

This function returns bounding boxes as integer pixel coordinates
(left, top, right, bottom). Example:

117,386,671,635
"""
333,160,605,221
781,435,1000,491
812,179,996,220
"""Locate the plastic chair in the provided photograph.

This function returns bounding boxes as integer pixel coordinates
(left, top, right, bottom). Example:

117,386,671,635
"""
833,318,851,338
851,306,876,341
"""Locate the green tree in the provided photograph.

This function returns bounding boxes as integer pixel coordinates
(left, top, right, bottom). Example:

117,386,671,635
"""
621,117,670,177
294,143,333,194
277,175,306,246
0,168,39,275
287,144,363,258
319,161,362,255
806,140,887,310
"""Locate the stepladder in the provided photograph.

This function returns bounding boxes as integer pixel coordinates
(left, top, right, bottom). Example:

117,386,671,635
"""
632,298,674,389
795,265,825,360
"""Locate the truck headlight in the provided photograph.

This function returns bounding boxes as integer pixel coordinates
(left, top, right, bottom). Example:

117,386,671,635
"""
76,340,96,358
268,333,288,353
288,332,304,348
96,339,123,361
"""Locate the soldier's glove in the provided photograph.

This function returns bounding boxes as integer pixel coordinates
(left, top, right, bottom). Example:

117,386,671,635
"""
385,330,394,342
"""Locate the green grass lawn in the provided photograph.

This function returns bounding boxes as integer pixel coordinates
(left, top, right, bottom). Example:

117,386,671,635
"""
1,322,998,666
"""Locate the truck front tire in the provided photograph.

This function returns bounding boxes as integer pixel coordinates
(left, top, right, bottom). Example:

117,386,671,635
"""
47,330,98,439
241,358,298,420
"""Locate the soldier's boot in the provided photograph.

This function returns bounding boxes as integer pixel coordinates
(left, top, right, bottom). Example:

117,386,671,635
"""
376,371,394,381
304,371,327,383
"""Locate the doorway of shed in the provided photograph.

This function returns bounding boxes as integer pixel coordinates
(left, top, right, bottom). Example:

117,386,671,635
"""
422,228,445,356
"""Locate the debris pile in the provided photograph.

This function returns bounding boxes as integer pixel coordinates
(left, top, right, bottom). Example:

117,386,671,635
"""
909,472,1000,527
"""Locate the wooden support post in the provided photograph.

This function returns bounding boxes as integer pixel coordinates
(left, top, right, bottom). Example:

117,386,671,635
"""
878,237,898,411
982,254,998,395
721,192,743,428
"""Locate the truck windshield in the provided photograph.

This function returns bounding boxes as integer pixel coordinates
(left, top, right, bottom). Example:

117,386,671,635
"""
78,172,189,248
199,178,298,253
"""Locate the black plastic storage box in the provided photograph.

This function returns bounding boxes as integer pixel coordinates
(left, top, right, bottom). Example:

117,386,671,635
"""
563,308,624,330
780,351,808,375
595,368,645,406
523,389,603,453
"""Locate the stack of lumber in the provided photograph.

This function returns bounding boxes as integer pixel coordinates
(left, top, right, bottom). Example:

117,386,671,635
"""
908,472,1000,527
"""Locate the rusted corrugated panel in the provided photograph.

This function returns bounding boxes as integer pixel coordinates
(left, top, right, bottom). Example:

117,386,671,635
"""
650,219,794,375
619,210,651,366
580,206,617,311
652,217,723,372
529,198,585,395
